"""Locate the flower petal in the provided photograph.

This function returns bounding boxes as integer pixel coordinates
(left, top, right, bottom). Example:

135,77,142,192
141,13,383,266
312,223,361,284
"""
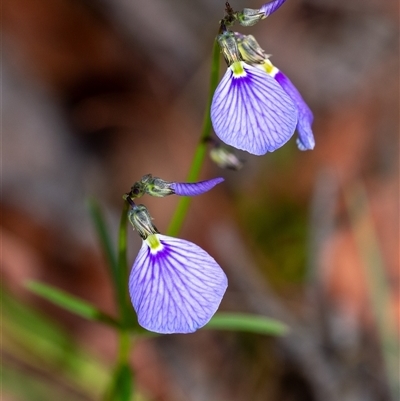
170,177,224,196
129,234,228,334
211,62,298,155
273,71,315,150
259,0,287,17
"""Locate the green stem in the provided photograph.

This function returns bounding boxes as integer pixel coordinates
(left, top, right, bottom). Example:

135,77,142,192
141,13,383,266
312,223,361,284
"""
167,39,221,237
117,330,131,365
118,201,130,326
103,204,133,401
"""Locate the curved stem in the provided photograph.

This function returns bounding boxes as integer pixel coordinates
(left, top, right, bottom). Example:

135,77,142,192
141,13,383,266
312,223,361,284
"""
118,201,130,326
167,39,221,237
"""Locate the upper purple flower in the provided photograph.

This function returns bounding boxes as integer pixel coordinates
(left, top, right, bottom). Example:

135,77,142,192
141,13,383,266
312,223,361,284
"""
211,60,298,155
129,233,228,334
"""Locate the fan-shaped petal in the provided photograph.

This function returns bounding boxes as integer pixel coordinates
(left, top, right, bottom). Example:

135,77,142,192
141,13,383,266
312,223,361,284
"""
129,234,228,334
211,62,298,155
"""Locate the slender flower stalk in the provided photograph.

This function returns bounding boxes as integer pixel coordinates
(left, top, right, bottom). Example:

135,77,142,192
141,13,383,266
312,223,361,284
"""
167,39,221,237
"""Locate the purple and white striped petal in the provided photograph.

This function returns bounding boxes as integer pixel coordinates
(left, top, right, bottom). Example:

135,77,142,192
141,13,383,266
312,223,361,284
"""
211,61,298,155
273,71,315,150
129,234,228,334
259,0,287,17
170,177,224,196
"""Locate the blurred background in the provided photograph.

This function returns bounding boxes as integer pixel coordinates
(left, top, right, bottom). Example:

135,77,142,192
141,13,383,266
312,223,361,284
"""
2,0,399,400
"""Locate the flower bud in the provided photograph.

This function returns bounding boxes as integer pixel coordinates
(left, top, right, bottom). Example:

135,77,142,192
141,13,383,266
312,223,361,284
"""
210,144,244,171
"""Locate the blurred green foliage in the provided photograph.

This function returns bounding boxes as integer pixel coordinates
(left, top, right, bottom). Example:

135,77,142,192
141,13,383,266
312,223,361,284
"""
240,194,308,286
2,288,110,401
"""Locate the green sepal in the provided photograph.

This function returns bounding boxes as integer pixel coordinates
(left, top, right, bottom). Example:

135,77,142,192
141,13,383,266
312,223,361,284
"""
237,8,265,27
86,198,119,293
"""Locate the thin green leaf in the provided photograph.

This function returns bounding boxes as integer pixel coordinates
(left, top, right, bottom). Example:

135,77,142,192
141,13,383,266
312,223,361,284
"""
26,281,120,328
88,198,134,325
87,198,119,288
205,313,289,336
2,364,89,401
2,288,71,349
2,288,109,398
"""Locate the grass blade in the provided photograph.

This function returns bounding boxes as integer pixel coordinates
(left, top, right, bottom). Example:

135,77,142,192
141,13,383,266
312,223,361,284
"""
26,281,120,328
205,313,289,336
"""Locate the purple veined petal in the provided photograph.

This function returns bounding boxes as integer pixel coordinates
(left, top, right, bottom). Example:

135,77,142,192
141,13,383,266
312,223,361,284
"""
211,61,298,155
170,177,224,196
273,71,315,150
259,0,287,17
129,234,228,334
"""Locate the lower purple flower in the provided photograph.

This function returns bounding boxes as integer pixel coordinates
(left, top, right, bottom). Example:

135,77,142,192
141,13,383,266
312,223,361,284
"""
129,233,228,334
211,61,298,155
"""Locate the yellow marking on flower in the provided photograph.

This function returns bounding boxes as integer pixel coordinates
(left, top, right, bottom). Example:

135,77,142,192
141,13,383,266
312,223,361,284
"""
231,61,247,77
263,60,279,77
146,234,164,254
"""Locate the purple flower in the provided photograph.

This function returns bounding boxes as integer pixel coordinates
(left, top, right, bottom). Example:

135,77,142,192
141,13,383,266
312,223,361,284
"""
129,233,228,334
211,60,298,155
127,203,227,334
